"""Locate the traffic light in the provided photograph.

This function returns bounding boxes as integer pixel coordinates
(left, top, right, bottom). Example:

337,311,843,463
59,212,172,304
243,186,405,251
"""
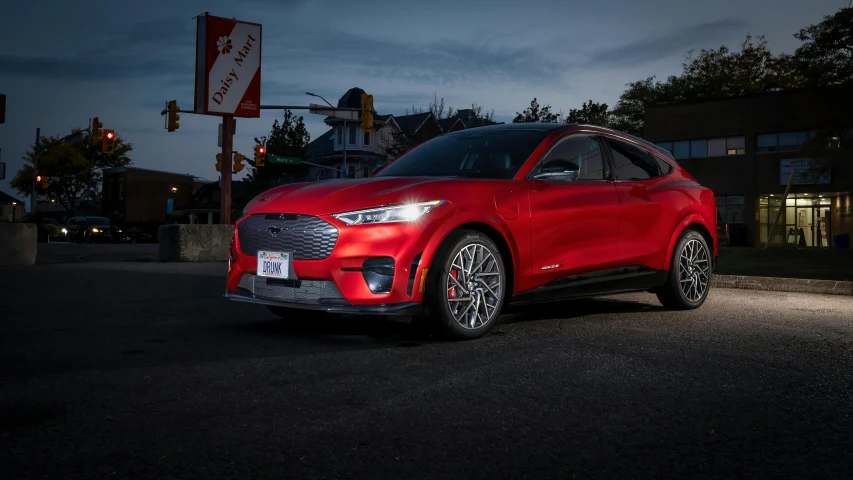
361,93,374,133
92,117,103,143
216,153,223,172
233,153,246,173
36,174,48,192
102,129,115,154
167,100,180,132
254,144,266,167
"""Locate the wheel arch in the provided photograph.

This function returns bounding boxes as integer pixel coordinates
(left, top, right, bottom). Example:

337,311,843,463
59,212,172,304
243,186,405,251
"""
414,215,519,303
664,214,716,271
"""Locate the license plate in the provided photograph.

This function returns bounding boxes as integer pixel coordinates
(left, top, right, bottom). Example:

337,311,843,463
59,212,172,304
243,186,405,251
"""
257,251,289,279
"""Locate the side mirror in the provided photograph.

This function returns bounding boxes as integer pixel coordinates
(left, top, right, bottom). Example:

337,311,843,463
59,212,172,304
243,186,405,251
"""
532,159,580,182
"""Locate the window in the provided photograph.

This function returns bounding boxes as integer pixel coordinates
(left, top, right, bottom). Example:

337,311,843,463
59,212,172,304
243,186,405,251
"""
349,125,357,144
656,142,672,153
654,156,673,175
538,134,606,180
756,130,821,153
606,138,660,180
690,139,708,158
375,129,552,179
727,136,745,155
364,131,371,146
709,138,727,156
673,141,690,160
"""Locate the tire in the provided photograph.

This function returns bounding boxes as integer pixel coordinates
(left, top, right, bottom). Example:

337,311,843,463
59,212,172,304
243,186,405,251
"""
656,229,712,310
423,230,507,340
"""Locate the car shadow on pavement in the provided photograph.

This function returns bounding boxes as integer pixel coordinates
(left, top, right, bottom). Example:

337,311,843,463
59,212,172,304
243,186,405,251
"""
497,295,664,328
238,312,437,347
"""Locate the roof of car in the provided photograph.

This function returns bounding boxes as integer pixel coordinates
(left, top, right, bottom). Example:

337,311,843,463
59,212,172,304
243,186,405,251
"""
441,122,677,162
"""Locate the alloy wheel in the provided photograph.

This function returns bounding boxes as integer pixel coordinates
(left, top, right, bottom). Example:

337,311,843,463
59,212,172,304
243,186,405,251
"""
445,243,503,329
678,238,710,302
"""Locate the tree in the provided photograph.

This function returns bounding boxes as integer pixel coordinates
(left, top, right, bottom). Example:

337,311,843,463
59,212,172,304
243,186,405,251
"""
565,100,613,127
405,93,457,119
11,129,133,215
244,110,311,194
470,103,496,122
792,7,853,87
512,98,561,123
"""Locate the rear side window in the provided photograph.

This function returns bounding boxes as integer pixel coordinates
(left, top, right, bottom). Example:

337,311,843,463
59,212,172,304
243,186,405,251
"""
605,138,661,180
654,156,673,175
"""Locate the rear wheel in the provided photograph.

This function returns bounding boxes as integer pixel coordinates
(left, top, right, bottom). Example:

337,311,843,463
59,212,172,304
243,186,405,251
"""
423,230,507,340
657,229,711,310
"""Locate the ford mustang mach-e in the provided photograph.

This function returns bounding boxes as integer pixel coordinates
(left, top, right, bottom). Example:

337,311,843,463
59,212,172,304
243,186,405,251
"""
226,123,717,339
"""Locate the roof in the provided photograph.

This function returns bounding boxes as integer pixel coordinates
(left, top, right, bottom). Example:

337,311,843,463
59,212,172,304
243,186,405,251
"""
102,166,196,178
0,190,24,205
337,87,367,109
305,128,335,160
394,112,433,135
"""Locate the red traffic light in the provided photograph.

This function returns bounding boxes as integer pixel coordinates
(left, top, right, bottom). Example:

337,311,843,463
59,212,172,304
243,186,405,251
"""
259,146,265,153
106,131,115,140
36,175,42,182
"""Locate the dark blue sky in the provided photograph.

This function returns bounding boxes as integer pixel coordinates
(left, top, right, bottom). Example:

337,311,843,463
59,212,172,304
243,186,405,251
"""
0,0,845,201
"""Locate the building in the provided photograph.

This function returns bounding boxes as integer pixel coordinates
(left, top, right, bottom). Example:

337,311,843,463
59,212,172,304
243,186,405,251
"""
304,88,502,180
0,190,25,222
644,85,853,248
183,180,254,224
101,166,196,234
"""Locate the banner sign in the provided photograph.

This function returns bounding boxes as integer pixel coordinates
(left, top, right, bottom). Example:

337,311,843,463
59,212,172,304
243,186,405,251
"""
780,158,830,185
194,14,262,118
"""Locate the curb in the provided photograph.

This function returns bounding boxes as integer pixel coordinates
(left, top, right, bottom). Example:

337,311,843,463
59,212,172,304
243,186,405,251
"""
712,274,853,296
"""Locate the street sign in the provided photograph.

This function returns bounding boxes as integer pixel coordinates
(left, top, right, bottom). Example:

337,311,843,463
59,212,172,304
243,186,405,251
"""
194,14,262,118
268,155,301,165
308,103,360,121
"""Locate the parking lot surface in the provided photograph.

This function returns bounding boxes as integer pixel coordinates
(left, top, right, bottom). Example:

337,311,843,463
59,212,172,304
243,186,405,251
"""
1,261,851,479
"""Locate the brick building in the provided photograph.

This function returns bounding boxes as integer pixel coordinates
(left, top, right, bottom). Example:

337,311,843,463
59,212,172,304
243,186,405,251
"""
645,85,853,248
101,166,196,234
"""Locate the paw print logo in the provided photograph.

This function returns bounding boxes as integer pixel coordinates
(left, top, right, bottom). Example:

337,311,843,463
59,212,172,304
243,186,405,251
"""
217,36,233,55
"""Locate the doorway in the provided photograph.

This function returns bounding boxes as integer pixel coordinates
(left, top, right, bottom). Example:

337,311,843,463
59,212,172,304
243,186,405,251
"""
790,201,831,247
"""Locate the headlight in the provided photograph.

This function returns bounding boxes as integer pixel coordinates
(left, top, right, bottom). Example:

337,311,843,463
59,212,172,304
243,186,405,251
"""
61,228,67,234
332,200,444,225
92,227,100,233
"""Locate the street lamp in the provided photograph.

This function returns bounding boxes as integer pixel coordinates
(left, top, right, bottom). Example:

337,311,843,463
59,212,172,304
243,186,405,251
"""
306,92,347,178
171,187,178,194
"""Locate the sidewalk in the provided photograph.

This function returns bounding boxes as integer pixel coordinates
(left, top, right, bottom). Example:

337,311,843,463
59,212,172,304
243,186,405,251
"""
713,247,853,296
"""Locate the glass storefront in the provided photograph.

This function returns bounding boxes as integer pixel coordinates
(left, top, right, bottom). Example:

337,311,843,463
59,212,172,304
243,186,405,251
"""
759,195,832,247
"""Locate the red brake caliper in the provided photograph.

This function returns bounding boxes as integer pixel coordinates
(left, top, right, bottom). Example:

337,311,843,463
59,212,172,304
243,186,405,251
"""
448,269,458,299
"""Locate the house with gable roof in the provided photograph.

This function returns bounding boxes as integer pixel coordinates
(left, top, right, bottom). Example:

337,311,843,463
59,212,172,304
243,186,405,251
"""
303,88,502,180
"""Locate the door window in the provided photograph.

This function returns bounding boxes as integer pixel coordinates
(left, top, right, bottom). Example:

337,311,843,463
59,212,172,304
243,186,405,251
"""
537,134,607,180
606,138,661,180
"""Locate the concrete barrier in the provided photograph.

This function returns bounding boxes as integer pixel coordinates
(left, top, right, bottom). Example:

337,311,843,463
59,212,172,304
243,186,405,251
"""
0,223,38,266
158,224,234,262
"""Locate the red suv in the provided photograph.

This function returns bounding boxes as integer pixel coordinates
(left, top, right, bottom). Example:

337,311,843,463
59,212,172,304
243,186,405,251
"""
227,123,718,339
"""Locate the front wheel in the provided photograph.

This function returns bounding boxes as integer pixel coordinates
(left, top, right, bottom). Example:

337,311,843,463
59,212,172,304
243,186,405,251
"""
656,229,712,310
423,230,507,340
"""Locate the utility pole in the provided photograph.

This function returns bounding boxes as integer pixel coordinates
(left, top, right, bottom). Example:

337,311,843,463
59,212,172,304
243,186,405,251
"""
342,118,347,178
31,127,40,214
220,116,233,225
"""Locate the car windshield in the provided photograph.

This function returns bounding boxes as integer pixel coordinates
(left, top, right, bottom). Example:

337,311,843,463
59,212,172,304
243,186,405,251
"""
86,217,111,226
375,129,551,179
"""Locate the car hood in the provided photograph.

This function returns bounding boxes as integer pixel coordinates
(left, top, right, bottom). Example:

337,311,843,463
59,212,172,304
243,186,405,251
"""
247,177,467,217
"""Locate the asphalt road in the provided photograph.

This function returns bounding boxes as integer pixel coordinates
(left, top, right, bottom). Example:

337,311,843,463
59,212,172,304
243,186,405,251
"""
1,262,852,479
35,242,159,264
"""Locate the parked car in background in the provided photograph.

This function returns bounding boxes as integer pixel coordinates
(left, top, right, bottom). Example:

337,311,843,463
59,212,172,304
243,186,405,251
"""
227,123,719,340
66,216,122,243
117,227,156,243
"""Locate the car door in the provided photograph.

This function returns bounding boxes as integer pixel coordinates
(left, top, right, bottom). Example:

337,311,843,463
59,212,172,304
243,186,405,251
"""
527,133,622,289
601,135,680,268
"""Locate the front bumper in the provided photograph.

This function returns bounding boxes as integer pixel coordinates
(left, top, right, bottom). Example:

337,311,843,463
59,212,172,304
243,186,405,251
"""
225,206,456,313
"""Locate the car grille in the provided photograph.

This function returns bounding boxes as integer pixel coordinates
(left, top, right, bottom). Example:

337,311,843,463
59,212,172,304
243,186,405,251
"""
237,213,339,260
238,274,344,304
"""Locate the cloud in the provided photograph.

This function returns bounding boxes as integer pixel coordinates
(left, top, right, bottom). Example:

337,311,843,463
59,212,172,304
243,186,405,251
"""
585,18,748,68
0,55,192,81
267,31,565,87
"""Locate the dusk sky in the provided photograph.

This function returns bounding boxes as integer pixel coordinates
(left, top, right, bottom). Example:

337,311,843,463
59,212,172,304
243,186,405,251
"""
0,0,846,203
